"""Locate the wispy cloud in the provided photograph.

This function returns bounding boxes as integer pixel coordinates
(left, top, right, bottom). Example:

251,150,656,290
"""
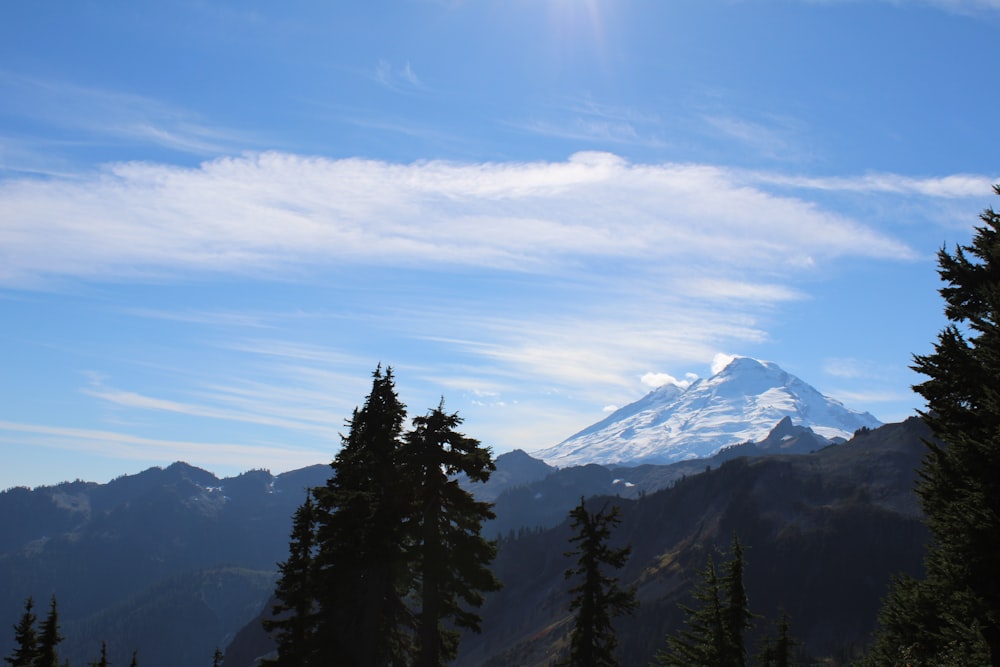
78,336,375,442
374,59,424,91
0,419,322,471
824,357,880,379
3,150,984,449
82,385,342,438
0,70,250,157
701,113,806,161
509,97,668,147
0,151,919,287
746,170,996,198
122,308,280,329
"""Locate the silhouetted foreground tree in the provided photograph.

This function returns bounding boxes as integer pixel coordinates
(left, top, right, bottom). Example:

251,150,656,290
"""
5,596,68,667
35,596,63,667
4,597,38,667
866,185,1000,666
2,597,224,667
756,612,796,667
88,641,108,667
405,403,501,666
264,366,499,666
261,496,317,666
655,536,789,667
313,365,413,665
563,498,637,667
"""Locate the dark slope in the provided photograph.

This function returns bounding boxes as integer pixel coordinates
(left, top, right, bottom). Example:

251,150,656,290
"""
456,418,929,666
222,418,931,666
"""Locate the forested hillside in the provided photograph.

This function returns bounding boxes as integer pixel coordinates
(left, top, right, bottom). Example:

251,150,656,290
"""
222,417,930,666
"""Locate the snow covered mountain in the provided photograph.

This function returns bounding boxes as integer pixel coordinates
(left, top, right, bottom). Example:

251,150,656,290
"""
532,356,882,467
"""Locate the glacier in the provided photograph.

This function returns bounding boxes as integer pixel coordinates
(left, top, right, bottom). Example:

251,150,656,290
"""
532,356,882,467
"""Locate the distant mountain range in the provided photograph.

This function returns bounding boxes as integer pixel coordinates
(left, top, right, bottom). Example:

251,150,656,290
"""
224,418,931,666
0,358,920,666
0,463,330,667
532,356,882,467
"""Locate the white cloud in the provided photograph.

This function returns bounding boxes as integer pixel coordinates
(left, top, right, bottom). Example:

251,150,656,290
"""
823,357,876,379
401,62,422,87
747,170,996,199
0,151,920,287
641,372,692,389
1,151,974,438
687,278,806,303
702,114,803,160
711,353,738,375
514,97,667,147
0,70,247,156
374,60,424,91
0,419,322,471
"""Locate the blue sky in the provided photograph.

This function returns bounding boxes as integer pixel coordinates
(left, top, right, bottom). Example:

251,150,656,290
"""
1,0,998,489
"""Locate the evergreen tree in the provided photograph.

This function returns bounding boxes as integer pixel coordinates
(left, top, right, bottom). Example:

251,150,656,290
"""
563,498,637,667
211,648,222,667
4,597,38,667
756,612,796,667
312,365,413,666
36,595,63,667
262,495,317,666
866,186,1000,665
89,641,109,667
655,538,753,667
720,536,753,667
655,557,726,667
130,651,139,667
403,403,502,666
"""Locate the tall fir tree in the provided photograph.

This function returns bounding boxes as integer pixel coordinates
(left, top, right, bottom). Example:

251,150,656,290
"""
866,186,1000,665
655,537,753,667
720,537,753,667
89,641,109,667
756,612,796,667
312,365,413,666
4,597,38,667
36,595,63,667
403,403,502,666
655,557,727,667
262,495,317,666
264,368,501,665
563,498,637,667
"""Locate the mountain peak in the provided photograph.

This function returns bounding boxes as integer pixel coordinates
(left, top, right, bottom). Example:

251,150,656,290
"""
532,357,881,467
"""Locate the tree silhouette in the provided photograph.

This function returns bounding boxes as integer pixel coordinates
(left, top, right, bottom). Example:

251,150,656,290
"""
264,367,500,665
312,365,413,666
655,537,754,667
35,595,63,667
866,185,1000,665
563,498,637,667
263,495,317,666
4,597,37,667
89,641,110,667
404,403,501,666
